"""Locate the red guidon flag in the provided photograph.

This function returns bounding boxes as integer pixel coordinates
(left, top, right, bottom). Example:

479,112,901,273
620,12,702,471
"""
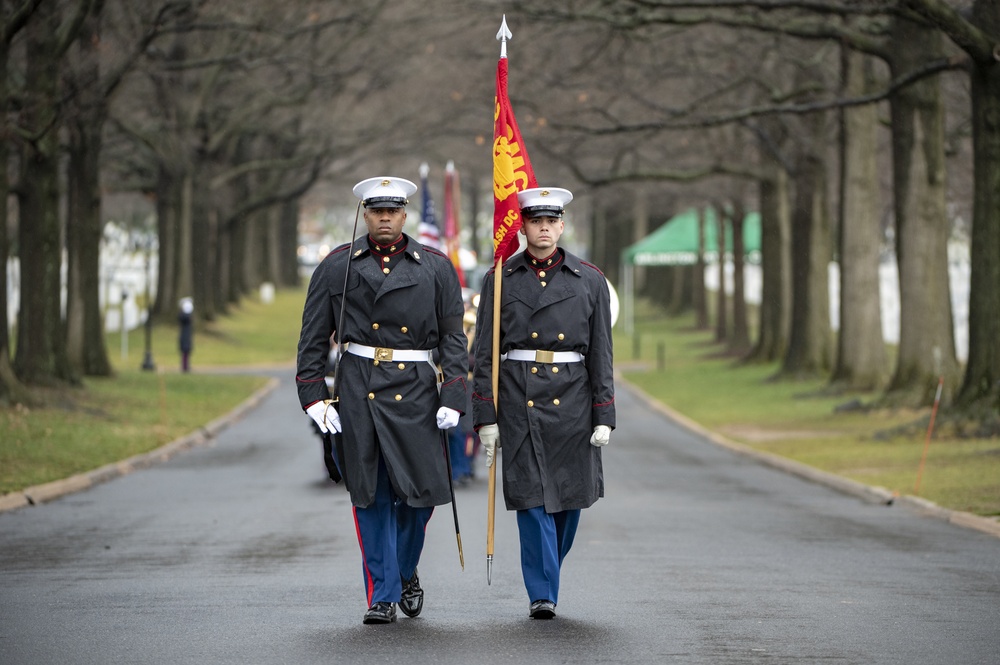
492,56,537,264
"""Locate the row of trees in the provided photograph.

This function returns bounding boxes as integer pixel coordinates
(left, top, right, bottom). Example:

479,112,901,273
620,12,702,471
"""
0,0,474,403
2,0,997,425
495,0,998,417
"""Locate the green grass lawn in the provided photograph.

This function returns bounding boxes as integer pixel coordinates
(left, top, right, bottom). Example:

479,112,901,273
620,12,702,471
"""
618,304,1000,518
1,287,306,495
4,287,998,520
108,286,307,371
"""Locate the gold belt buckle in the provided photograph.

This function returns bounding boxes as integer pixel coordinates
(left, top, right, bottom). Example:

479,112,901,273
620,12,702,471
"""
375,347,393,362
534,350,555,364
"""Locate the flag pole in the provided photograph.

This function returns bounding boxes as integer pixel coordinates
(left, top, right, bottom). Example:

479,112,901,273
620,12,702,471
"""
487,15,512,586
487,255,500,585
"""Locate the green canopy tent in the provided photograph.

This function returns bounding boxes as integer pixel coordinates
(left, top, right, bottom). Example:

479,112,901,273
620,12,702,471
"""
619,207,761,334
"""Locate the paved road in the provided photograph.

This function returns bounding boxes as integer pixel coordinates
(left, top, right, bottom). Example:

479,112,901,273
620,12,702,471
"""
2,369,998,664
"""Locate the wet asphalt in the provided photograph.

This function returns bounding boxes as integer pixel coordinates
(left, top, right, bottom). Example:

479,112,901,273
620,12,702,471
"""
1,368,998,665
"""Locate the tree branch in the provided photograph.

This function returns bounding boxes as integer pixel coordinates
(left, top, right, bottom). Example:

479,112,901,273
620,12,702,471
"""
550,54,966,135
900,0,999,64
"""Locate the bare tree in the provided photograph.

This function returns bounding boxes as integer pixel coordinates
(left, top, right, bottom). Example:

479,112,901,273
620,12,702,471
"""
0,0,44,404
831,47,888,391
902,0,1000,414
13,0,93,386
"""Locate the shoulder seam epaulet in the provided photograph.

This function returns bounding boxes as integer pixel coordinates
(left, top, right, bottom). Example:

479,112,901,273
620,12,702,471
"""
580,260,605,276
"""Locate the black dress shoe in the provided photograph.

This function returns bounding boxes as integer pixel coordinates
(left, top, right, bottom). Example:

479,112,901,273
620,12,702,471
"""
529,599,556,620
399,569,424,618
363,602,396,624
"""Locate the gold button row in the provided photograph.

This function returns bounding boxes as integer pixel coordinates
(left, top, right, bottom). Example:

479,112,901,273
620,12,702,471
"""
371,323,409,333
530,366,560,374
529,331,566,340
367,392,405,401
527,398,560,407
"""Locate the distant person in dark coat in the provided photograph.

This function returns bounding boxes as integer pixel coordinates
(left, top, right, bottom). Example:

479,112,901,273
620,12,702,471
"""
296,176,468,625
178,298,193,372
472,186,615,620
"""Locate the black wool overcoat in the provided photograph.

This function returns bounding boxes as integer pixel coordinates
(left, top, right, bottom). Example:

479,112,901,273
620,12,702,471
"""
297,234,468,508
472,248,615,512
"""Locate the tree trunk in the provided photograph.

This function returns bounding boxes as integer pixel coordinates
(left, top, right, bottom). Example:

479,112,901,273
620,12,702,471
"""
780,148,832,378
748,148,791,364
65,8,112,377
713,206,728,342
0,44,30,404
831,49,887,391
633,190,649,294
694,207,708,329
15,5,75,386
958,1,1000,409
154,168,178,319
229,212,246,304
669,265,691,315
885,19,960,405
66,119,112,377
279,198,300,287
176,172,194,310
265,205,280,286
729,202,750,354
242,210,262,298
190,171,216,321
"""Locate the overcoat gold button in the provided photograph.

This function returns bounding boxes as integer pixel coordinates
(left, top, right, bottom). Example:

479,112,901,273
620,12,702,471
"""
383,268,390,274
368,392,375,400
552,366,559,373
372,323,379,330
539,271,546,278
553,398,560,406
558,333,565,340
398,363,405,369
540,281,547,287
531,332,538,339
395,394,402,401
527,400,534,407
401,326,408,333
531,367,538,374
373,360,380,366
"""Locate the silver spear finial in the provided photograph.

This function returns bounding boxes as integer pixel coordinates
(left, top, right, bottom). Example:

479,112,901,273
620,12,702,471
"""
496,15,512,58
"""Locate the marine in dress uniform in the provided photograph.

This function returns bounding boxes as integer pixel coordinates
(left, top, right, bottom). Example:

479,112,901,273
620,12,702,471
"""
297,177,468,624
472,187,615,620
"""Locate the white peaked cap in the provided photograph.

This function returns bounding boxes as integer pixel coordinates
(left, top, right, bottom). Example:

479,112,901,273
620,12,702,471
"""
352,177,418,208
516,187,573,218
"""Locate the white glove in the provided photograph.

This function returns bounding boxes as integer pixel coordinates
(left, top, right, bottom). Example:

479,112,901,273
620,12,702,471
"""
479,424,499,468
306,400,341,434
436,406,461,430
590,425,611,447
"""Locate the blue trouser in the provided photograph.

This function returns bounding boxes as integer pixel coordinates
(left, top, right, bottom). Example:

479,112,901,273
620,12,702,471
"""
516,506,581,605
352,455,433,605
448,428,472,479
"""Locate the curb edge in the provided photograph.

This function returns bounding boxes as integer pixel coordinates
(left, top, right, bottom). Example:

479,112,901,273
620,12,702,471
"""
619,374,1000,540
0,376,280,515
